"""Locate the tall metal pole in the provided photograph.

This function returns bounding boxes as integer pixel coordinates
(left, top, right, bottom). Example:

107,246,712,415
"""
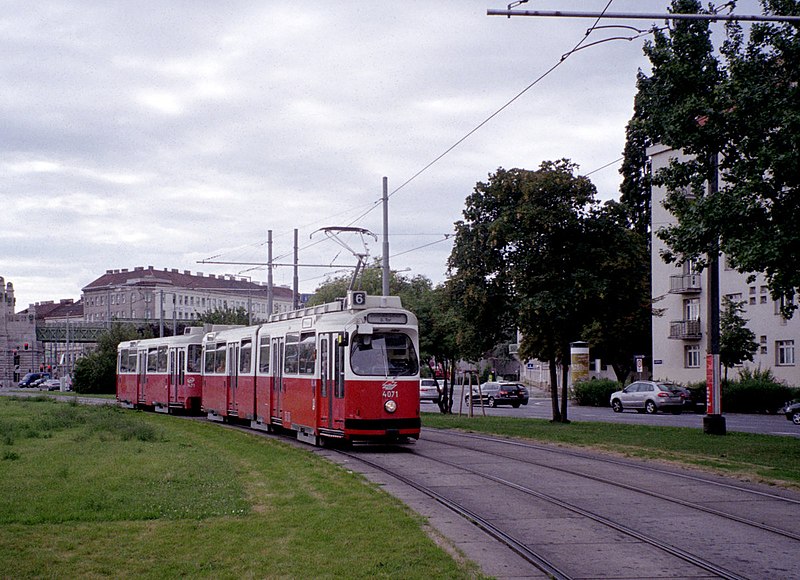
704,152,726,435
267,230,274,316
382,176,390,297
159,289,164,338
293,228,299,309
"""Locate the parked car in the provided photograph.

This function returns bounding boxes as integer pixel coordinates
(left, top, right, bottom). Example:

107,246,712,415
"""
419,378,440,404
781,401,800,425
666,384,696,411
41,379,62,391
17,372,51,388
610,380,684,414
465,382,526,408
500,382,529,405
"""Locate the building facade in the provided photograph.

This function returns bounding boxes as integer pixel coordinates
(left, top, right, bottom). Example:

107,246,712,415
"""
0,276,37,387
649,145,800,386
81,266,295,328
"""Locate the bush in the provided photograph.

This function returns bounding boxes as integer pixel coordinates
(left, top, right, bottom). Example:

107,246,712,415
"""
573,379,622,407
723,368,794,413
685,370,800,414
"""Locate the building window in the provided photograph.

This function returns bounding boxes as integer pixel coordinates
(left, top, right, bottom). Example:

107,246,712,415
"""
684,298,700,321
685,345,701,368
760,286,768,304
760,335,768,355
776,340,795,366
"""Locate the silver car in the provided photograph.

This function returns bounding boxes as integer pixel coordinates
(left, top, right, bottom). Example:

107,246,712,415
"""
419,378,440,404
610,381,684,414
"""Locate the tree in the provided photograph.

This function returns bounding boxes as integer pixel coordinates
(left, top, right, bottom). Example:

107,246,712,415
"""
197,306,250,325
719,296,759,383
579,200,653,382
640,0,800,315
449,161,602,423
73,323,152,394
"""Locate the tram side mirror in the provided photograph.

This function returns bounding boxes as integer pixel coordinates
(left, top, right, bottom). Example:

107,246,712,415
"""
337,334,349,347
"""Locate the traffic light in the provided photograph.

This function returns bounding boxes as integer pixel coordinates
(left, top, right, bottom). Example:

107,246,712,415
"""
23,343,29,350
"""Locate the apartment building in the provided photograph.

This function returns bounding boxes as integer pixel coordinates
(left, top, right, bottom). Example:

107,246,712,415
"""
82,266,295,325
649,144,800,386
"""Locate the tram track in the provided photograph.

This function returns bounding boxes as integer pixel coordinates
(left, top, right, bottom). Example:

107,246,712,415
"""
335,447,573,580
338,444,749,580
422,429,800,543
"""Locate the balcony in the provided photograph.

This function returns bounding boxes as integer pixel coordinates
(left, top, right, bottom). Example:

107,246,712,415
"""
669,274,702,294
669,319,702,340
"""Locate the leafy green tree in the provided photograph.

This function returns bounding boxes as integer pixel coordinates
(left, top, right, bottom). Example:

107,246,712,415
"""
197,306,250,325
73,323,152,394
639,0,800,315
449,161,602,423
580,200,652,382
719,296,759,383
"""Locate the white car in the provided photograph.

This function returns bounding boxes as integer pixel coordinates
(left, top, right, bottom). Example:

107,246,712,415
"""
41,379,63,391
419,378,440,403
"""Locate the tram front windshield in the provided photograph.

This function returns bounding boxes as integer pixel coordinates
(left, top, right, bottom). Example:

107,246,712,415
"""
350,332,419,377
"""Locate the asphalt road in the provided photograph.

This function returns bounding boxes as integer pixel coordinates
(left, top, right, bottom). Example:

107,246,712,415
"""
428,391,800,438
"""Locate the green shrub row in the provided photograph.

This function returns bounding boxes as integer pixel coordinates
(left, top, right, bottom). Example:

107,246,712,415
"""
573,379,621,407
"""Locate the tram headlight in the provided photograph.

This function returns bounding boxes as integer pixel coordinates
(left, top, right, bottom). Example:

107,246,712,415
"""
384,399,397,413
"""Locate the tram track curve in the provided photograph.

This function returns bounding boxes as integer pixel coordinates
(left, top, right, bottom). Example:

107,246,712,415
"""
421,429,800,542
329,429,799,579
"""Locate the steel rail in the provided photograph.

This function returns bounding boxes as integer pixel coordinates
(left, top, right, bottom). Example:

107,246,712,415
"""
423,430,800,543
435,429,800,506
405,444,748,580
335,448,573,580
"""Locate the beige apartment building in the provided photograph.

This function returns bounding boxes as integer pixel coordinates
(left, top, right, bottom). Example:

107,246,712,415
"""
650,145,800,386
82,266,295,327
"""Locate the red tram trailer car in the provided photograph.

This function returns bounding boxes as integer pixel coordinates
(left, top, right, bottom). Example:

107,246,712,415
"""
116,292,421,445
116,327,204,413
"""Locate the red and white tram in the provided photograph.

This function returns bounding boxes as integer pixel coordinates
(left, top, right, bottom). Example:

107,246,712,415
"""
202,292,421,444
116,327,204,413
116,292,421,445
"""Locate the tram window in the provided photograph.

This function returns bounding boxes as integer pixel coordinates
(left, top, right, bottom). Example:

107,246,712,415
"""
214,343,226,373
204,345,215,373
147,348,158,373
258,335,270,373
350,332,419,377
240,339,252,373
284,333,300,374
187,345,202,373
157,346,168,373
118,349,129,373
128,350,138,373
298,332,316,375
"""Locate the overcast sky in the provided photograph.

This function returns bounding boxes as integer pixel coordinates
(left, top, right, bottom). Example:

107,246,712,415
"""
1,1,761,308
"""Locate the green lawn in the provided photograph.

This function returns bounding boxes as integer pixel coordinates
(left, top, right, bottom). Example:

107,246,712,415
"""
0,397,480,579
422,412,800,489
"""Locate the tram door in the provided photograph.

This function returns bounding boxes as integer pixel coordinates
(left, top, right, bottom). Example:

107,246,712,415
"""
319,336,331,429
137,350,147,404
319,333,345,431
227,344,239,415
169,348,185,406
271,337,284,422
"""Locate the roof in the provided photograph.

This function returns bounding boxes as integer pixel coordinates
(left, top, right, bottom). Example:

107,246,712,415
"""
20,299,84,320
82,266,294,300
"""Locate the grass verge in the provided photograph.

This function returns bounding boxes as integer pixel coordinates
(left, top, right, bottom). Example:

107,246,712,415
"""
0,398,481,578
422,412,800,489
